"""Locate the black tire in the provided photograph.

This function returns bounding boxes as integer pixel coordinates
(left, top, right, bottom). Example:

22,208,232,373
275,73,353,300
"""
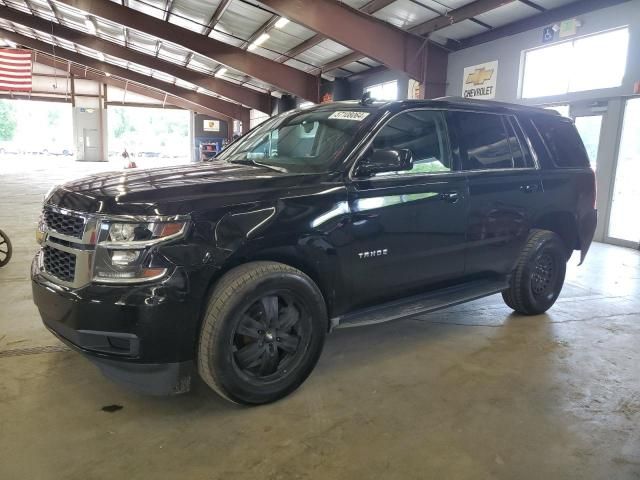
198,261,328,405
0,229,12,268
502,229,567,315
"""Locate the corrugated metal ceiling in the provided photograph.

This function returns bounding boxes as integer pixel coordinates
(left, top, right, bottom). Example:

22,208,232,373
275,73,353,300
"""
0,0,589,106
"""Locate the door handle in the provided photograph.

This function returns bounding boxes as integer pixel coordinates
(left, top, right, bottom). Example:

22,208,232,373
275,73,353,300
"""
520,183,539,193
440,191,460,203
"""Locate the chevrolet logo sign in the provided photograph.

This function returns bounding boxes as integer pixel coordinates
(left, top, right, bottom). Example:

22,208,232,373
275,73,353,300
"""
465,67,494,86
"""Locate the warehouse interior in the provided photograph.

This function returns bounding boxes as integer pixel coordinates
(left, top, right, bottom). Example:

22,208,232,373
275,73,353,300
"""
1,0,639,478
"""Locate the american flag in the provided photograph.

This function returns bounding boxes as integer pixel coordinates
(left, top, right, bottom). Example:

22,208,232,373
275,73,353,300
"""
0,48,33,92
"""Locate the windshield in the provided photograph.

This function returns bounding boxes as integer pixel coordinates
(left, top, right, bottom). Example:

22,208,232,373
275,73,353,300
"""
217,108,377,173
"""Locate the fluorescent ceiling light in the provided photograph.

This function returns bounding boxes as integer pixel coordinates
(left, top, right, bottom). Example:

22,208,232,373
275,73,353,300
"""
3,39,17,48
105,72,111,77
248,32,270,51
214,68,228,78
254,33,270,45
97,52,105,61
85,18,96,34
274,17,289,29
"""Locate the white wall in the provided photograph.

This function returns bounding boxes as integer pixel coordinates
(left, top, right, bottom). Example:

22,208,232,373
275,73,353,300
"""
445,0,640,245
445,1,640,105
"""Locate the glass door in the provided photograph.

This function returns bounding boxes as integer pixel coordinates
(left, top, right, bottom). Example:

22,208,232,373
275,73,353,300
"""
573,115,603,171
607,98,640,245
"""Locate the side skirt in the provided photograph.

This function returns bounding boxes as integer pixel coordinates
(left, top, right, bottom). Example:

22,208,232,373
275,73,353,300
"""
331,278,509,329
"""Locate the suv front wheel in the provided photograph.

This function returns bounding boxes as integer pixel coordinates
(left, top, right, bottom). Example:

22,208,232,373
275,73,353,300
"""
198,261,328,405
502,229,567,315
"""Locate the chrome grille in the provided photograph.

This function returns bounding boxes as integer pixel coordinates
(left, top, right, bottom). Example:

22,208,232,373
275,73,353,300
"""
43,246,76,283
43,208,85,239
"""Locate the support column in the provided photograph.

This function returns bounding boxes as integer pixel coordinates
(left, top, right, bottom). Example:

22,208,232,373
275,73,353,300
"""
422,43,449,99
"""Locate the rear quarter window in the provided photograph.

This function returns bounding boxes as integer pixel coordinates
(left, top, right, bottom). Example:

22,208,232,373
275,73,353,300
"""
531,115,590,168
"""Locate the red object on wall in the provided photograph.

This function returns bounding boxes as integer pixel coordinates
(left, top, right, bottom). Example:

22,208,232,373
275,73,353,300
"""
0,48,33,91
634,81,640,94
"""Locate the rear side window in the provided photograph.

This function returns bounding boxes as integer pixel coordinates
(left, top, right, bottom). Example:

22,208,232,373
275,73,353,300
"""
451,111,514,170
504,117,535,168
531,115,590,168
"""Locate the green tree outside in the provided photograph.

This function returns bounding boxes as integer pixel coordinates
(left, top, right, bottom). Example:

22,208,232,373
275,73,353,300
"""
0,100,17,141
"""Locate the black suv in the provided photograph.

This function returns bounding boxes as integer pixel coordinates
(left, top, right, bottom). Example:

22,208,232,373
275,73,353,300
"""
32,98,597,405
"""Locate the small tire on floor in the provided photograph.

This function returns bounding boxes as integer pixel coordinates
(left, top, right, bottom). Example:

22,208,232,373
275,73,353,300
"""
502,229,567,315
197,261,327,405
0,229,12,268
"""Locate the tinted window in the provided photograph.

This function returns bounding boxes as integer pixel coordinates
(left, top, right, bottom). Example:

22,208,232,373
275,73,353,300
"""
504,117,534,168
372,110,452,175
218,109,376,173
531,115,590,168
453,112,514,170
519,117,552,166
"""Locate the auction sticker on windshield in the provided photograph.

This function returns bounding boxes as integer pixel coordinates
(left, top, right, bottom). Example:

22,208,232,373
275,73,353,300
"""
328,111,370,121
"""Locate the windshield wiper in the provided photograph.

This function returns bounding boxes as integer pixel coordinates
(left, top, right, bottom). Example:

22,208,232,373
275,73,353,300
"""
228,158,288,173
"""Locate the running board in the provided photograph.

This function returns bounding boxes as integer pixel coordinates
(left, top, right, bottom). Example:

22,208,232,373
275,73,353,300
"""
332,279,509,329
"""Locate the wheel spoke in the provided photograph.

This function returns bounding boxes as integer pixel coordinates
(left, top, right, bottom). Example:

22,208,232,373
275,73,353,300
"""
278,332,300,354
237,315,265,339
260,296,279,328
278,305,300,331
259,344,280,375
235,342,265,369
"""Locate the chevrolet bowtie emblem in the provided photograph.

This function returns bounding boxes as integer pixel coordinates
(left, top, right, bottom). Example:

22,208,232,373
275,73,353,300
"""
466,67,494,86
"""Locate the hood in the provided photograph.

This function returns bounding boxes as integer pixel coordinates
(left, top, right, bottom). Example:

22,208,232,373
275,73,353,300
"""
47,161,325,216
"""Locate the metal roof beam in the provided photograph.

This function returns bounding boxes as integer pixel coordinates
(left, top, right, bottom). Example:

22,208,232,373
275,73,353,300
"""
0,5,272,112
259,0,426,79
409,0,516,36
203,0,232,36
0,27,250,120
163,0,175,21
54,0,319,100
272,0,395,63
316,0,517,73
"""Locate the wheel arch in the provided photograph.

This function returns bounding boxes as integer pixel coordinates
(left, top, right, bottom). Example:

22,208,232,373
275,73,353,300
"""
203,246,335,326
532,211,579,256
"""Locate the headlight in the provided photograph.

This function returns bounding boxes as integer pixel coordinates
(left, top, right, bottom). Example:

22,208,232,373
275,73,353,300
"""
93,219,188,284
104,221,186,245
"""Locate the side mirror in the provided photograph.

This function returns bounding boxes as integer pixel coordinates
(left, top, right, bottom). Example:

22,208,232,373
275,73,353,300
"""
356,148,413,177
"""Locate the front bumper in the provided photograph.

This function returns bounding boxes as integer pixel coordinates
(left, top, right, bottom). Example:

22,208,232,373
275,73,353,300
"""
31,256,214,395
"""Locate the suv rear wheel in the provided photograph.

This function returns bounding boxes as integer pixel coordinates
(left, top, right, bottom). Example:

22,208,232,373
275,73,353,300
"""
502,229,567,315
198,261,327,405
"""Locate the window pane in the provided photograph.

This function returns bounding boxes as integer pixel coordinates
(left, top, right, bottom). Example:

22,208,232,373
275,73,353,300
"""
365,80,398,101
250,109,269,129
454,112,513,170
574,115,603,169
522,42,572,99
570,29,629,92
504,117,532,168
608,98,640,243
521,28,629,99
372,110,451,175
532,115,590,168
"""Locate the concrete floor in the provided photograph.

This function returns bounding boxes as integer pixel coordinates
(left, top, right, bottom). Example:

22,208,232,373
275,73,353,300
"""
1,158,640,479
